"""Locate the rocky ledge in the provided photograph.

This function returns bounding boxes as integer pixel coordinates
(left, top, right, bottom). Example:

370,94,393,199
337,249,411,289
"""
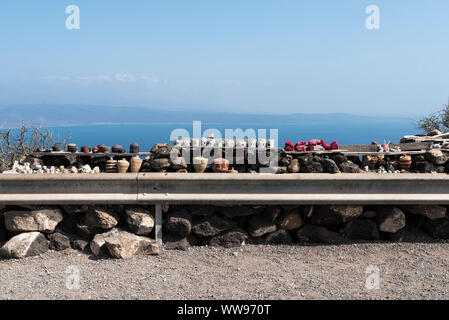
2,146,449,175
1,204,448,259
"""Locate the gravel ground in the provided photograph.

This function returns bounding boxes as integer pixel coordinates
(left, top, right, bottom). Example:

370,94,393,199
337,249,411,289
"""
1,230,449,300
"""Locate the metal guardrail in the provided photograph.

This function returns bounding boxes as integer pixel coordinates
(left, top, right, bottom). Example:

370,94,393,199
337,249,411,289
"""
2,172,449,245
1,173,449,205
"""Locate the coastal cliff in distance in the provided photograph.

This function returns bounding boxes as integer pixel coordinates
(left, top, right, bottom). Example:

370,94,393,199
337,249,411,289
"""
0,104,416,128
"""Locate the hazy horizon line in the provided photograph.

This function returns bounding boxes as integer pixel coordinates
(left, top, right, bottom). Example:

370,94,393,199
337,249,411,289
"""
0,103,425,119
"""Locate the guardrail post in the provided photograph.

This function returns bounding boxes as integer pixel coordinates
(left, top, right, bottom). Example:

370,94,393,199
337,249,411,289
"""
155,204,163,245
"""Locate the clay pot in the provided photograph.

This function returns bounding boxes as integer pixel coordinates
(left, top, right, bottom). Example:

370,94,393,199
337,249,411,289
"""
52,143,62,152
81,145,91,153
130,142,140,153
399,155,412,170
112,145,124,153
193,156,208,173
105,160,118,173
212,158,229,173
117,159,130,173
130,156,143,173
67,144,78,153
97,144,110,153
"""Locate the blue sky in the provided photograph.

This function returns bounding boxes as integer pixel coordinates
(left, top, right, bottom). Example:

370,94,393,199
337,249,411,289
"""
1,0,449,115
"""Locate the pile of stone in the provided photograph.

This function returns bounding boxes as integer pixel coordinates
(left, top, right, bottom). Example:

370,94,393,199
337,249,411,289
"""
0,205,159,259
140,143,188,173
276,149,449,174
1,204,448,259
162,204,449,249
1,156,101,175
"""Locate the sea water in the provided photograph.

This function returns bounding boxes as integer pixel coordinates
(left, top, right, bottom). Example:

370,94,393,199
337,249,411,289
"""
46,119,416,151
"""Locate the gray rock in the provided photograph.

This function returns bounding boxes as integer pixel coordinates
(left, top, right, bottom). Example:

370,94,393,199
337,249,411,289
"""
302,162,324,173
203,228,248,248
165,209,192,237
425,149,448,165
332,154,348,165
364,154,387,170
287,159,300,173
4,207,63,233
192,215,237,237
125,208,154,235
170,157,188,170
149,158,171,171
104,230,160,259
344,219,379,240
376,206,406,233
49,232,71,251
321,158,341,174
61,205,89,215
72,239,89,252
262,206,281,222
0,232,49,258
274,166,288,174
248,215,277,238
400,205,447,220
264,229,292,244
85,206,119,229
339,161,363,173
297,225,342,244
362,210,377,218
216,205,265,218
76,223,103,239
422,218,449,239
61,213,83,234
311,205,363,226
19,155,43,169
277,209,304,230
297,155,324,173
90,228,119,256
382,227,407,242
296,228,311,242
415,161,440,173
279,155,292,167
150,143,173,158
188,205,216,216
164,232,198,251
0,212,7,241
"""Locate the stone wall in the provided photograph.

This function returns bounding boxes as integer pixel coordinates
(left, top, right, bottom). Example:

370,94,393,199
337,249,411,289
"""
0,204,448,259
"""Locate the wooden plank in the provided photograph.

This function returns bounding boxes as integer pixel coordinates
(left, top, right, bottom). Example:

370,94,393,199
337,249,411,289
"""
394,142,432,151
32,152,153,157
30,142,435,158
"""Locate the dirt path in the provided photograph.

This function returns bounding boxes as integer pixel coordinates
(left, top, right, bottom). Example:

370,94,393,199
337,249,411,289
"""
1,239,448,300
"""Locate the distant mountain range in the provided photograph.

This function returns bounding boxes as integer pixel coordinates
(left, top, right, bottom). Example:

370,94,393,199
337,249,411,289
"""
0,104,417,128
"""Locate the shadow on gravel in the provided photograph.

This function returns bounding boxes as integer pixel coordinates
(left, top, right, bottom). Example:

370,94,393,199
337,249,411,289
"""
246,224,448,247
